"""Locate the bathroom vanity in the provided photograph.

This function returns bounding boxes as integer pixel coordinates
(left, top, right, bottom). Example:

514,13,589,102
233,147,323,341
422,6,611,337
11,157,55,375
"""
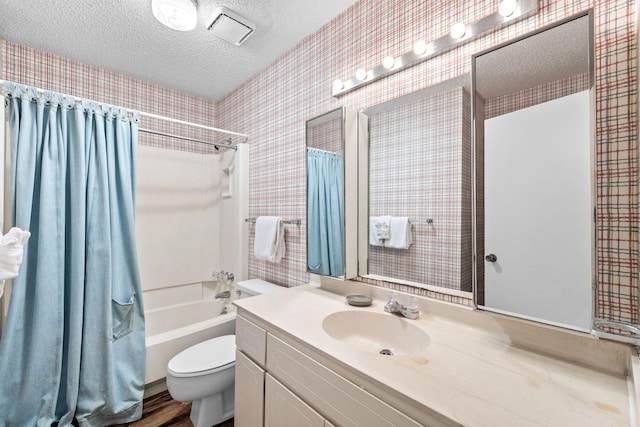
234,281,638,427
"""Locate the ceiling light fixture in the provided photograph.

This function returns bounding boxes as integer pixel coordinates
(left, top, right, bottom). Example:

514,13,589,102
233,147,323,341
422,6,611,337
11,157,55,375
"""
152,0,198,32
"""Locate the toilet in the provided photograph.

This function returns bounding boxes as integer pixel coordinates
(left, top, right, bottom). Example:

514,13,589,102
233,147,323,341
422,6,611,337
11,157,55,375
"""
166,279,283,427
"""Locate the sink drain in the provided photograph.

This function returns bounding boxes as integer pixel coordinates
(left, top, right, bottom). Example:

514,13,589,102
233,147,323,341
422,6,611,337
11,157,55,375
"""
379,348,394,356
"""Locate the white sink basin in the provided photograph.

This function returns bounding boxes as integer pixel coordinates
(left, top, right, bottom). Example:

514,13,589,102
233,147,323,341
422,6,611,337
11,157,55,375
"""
322,311,430,356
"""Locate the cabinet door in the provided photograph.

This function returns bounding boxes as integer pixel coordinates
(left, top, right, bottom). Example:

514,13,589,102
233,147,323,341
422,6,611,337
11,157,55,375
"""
267,334,422,427
235,350,265,427
236,315,268,367
265,374,324,427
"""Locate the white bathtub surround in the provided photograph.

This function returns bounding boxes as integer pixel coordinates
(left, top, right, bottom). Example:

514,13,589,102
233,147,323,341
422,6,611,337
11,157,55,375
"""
135,144,249,300
235,280,637,427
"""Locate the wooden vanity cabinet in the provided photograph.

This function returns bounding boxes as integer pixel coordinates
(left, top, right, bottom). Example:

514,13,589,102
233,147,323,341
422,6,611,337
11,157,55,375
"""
234,350,265,427
265,374,325,427
235,314,420,427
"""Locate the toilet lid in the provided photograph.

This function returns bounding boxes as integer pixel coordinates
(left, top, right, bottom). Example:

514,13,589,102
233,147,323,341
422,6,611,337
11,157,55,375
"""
168,335,236,375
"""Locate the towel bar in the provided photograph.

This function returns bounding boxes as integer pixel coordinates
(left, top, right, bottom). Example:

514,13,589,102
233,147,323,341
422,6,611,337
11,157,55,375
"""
409,219,433,225
245,217,302,225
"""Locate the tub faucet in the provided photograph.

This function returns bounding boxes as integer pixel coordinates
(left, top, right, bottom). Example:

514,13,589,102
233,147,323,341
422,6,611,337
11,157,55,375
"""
215,291,231,299
213,270,234,283
384,292,419,320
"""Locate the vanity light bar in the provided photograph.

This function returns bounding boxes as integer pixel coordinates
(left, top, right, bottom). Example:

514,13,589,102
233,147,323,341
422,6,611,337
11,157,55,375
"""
332,0,538,97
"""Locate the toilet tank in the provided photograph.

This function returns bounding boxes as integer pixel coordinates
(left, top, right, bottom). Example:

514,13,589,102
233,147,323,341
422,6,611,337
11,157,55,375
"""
236,279,284,298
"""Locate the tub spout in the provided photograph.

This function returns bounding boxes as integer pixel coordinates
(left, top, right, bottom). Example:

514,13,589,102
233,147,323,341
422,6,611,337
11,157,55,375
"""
215,291,231,299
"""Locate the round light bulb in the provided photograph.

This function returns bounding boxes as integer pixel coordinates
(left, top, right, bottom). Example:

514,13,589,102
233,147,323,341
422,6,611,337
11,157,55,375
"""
152,0,198,31
355,68,368,81
450,22,467,39
382,56,395,69
333,79,344,91
413,40,428,55
498,0,518,17
424,42,434,56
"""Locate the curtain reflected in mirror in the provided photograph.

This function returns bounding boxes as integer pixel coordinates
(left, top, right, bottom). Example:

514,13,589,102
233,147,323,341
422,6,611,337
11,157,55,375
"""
306,108,345,277
307,148,344,276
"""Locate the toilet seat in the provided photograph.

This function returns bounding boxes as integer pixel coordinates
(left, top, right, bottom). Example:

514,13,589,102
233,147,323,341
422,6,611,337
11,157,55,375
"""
168,334,236,378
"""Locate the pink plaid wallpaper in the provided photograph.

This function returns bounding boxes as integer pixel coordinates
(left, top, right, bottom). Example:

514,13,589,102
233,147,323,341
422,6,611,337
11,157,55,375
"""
306,111,343,154
218,0,639,317
368,87,471,292
485,73,591,119
0,0,637,321
0,40,220,155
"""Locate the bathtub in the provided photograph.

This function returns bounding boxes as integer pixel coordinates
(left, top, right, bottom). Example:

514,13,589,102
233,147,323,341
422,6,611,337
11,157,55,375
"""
145,298,236,385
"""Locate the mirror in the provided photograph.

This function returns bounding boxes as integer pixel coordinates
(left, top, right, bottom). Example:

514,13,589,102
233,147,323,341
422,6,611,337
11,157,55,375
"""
306,108,346,277
473,13,594,331
357,76,473,296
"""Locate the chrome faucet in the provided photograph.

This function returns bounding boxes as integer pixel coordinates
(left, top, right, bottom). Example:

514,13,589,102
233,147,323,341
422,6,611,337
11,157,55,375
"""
215,290,231,299
384,292,419,320
213,270,234,283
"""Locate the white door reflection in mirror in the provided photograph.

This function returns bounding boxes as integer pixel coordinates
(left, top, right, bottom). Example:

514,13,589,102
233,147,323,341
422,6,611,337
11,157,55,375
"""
484,91,592,331
473,13,595,331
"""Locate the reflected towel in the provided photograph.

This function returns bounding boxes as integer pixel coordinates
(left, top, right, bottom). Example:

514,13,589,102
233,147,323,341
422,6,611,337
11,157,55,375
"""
254,216,286,263
0,227,31,298
376,215,391,240
384,217,412,249
375,215,391,239
369,217,384,246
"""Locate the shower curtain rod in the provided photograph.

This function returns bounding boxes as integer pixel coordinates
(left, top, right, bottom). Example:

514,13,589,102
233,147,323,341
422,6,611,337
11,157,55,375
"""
0,80,249,148
138,127,237,151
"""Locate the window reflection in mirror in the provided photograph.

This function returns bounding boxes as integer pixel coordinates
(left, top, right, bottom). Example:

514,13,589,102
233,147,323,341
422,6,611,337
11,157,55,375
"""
473,13,594,331
358,77,473,295
306,108,345,277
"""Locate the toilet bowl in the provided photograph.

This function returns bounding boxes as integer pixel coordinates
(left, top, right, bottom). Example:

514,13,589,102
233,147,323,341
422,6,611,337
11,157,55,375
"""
166,335,236,427
166,279,283,427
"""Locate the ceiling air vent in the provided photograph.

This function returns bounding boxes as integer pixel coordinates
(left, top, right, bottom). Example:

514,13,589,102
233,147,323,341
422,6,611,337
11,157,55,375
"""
207,7,255,46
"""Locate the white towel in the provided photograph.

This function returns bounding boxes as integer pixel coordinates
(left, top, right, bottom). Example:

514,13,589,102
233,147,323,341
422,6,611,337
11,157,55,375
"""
254,216,286,263
384,217,412,249
375,215,391,239
0,227,31,298
369,217,384,246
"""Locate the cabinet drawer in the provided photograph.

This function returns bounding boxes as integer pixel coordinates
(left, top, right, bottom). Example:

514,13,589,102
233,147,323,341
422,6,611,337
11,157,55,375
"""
236,315,267,367
265,374,324,427
234,350,265,427
266,334,422,427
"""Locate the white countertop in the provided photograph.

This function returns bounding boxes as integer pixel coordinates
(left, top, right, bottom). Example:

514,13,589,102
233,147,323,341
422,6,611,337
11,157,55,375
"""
235,283,634,427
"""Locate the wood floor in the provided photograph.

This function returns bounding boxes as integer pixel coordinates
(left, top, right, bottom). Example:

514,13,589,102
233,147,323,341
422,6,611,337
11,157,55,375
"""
114,391,234,427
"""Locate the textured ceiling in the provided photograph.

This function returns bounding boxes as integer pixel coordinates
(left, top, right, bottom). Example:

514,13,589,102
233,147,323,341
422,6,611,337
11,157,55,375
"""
475,15,590,100
0,0,358,101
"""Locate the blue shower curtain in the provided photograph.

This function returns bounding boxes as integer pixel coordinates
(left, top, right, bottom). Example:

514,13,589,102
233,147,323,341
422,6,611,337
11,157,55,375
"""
307,148,344,277
0,83,145,426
